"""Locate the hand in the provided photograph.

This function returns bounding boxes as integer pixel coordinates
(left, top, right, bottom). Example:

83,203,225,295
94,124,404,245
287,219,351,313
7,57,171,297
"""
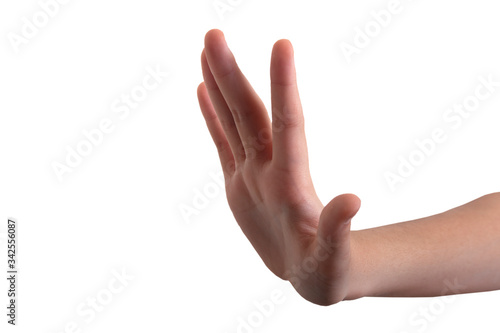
197,29,361,305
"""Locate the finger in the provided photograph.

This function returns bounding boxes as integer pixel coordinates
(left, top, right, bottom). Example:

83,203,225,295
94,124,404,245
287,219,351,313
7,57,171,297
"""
270,39,308,171
197,82,235,175
314,194,361,299
316,194,361,264
316,194,361,255
201,48,246,163
204,29,272,161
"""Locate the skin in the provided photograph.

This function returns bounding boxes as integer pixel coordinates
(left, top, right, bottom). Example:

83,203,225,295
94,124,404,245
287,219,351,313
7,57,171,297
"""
197,29,500,306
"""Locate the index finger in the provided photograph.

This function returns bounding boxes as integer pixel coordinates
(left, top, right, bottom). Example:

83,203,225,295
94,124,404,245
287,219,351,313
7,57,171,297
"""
204,29,272,161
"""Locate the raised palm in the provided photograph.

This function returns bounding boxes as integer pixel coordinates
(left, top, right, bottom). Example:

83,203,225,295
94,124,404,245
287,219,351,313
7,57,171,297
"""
197,29,361,305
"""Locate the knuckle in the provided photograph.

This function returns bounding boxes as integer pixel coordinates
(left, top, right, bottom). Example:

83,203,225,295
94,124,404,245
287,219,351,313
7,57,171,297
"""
273,105,303,130
219,117,238,133
230,107,250,125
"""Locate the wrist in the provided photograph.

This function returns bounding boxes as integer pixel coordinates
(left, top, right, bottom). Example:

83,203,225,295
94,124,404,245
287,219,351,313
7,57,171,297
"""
344,230,373,301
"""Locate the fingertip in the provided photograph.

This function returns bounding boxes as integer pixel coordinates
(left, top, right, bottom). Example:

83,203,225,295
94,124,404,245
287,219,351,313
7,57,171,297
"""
205,29,224,46
204,29,234,77
271,39,296,86
273,39,294,56
196,82,206,110
204,29,226,54
343,193,361,219
197,82,206,97
197,82,212,116
320,193,361,227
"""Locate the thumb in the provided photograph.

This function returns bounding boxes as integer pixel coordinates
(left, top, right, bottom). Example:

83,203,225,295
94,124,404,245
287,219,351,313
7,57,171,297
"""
317,193,361,247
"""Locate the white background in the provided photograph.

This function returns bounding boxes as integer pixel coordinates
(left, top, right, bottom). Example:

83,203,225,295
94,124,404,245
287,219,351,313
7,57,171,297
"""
1,0,499,332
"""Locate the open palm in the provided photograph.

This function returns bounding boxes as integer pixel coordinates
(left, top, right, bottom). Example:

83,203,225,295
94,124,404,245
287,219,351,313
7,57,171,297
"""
197,29,361,305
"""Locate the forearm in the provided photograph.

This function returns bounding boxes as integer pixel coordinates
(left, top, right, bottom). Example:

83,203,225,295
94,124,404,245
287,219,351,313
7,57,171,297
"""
347,192,500,300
